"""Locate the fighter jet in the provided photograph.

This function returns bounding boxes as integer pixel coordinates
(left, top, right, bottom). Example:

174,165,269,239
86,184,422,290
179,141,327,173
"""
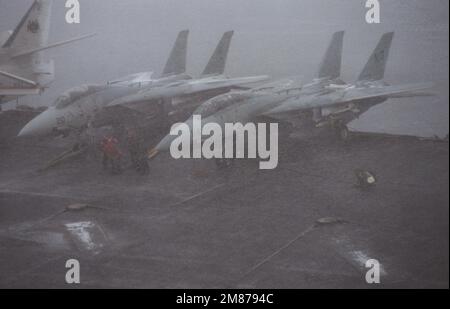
0,0,95,108
105,30,268,116
18,30,268,137
265,32,433,140
17,29,190,137
149,31,433,161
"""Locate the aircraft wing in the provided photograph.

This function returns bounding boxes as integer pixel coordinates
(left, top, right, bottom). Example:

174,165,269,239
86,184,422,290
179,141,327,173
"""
327,82,434,104
107,75,269,107
184,75,269,94
0,70,41,99
0,88,41,96
252,77,303,93
264,82,434,115
11,34,97,58
0,70,38,87
107,72,154,85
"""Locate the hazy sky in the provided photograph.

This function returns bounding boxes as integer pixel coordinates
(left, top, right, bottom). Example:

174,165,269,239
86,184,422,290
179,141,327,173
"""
1,0,448,137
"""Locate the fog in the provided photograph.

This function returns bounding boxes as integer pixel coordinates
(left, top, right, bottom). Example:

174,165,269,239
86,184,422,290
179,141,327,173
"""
1,0,448,137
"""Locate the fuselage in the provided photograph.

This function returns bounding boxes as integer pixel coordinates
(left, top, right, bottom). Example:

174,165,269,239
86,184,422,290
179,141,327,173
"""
0,49,55,87
17,73,193,137
154,89,295,152
18,72,267,138
18,84,138,137
153,77,394,152
273,80,390,122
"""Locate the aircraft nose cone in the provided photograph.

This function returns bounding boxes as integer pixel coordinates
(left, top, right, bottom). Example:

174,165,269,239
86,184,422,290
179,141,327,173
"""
155,134,177,152
155,117,195,152
18,109,55,137
147,133,177,160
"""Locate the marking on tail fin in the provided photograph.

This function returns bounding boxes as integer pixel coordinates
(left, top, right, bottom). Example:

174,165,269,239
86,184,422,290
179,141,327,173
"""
2,0,53,50
374,50,385,63
161,30,189,77
318,31,345,79
27,20,40,34
3,1,38,48
202,31,234,76
358,32,394,81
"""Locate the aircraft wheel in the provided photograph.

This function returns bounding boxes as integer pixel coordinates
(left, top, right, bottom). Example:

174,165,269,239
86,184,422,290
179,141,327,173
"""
335,122,350,141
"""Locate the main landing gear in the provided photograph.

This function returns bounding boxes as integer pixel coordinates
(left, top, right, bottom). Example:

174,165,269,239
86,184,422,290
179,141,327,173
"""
333,120,350,142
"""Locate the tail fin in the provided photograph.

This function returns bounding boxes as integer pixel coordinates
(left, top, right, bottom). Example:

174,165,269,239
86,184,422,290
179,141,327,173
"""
161,30,189,77
2,0,52,53
318,31,345,79
202,31,234,76
358,32,394,82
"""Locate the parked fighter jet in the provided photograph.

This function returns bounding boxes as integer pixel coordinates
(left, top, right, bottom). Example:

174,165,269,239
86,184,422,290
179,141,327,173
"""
266,32,433,140
105,31,268,115
17,29,189,137
0,0,95,108
149,31,433,161
18,30,268,138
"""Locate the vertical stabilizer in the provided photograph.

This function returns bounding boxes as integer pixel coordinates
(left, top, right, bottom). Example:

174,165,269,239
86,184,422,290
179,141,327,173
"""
358,32,394,81
161,30,189,77
318,31,345,79
202,30,234,76
2,0,53,53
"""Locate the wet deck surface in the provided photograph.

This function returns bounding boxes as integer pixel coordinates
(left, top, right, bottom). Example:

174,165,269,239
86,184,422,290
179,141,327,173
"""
0,112,448,288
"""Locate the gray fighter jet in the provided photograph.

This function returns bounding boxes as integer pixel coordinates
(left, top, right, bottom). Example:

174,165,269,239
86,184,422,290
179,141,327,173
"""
265,32,433,140
18,30,268,137
0,0,94,107
105,31,268,115
150,31,433,160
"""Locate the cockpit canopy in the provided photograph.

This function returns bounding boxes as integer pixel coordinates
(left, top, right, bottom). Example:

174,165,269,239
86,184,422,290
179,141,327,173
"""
54,85,105,109
194,92,253,118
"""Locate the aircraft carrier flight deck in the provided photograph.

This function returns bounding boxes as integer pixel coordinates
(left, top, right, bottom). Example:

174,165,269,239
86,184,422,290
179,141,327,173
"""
0,111,447,289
